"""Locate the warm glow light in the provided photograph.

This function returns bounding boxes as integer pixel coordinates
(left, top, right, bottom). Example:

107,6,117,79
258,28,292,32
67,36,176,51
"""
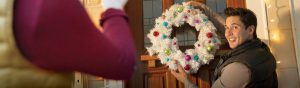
276,61,281,64
269,47,273,53
265,0,268,2
271,33,279,42
264,0,269,3
268,5,272,8
270,19,275,22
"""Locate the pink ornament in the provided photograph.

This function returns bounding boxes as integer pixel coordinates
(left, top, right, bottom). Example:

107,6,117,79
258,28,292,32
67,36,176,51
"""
195,19,200,23
184,64,191,70
153,31,159,37
185,55,191,61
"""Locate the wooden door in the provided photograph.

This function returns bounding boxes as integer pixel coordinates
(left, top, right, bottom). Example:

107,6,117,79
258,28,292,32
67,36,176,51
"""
124,0,144,88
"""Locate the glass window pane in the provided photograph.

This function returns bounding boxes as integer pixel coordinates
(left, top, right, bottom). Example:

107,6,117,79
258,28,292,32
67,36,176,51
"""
143,0,163,47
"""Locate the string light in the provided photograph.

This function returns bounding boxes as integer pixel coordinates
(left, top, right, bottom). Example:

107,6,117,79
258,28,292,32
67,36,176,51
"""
276,61,281,64
271,30,281,43
268,4,272,9
270,19,275,22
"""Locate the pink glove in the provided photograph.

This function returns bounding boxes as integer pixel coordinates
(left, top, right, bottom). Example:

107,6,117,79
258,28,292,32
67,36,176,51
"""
101,0,128,11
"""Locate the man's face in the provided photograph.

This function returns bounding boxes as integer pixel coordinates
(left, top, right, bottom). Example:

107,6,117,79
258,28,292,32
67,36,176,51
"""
225,16,254,49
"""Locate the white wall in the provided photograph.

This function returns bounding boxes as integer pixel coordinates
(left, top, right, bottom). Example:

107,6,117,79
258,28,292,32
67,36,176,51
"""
290,0,300,82
246,0,269,43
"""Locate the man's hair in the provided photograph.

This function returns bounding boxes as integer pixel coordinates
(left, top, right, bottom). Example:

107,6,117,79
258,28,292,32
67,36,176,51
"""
224,7,257,39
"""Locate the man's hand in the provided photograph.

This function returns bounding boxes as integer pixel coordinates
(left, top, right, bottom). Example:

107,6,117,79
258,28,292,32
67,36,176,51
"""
171,64,189,83
187,1,226,34
186,1,204,7
101,0,128,11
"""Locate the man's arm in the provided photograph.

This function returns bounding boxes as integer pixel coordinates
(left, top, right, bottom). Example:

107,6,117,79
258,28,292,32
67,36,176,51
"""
187,1,225,34
212,62,250,88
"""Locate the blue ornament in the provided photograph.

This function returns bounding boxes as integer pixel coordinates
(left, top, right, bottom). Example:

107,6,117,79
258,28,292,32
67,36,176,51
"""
166,58,170,62
213,38,218,43
163,22,168,27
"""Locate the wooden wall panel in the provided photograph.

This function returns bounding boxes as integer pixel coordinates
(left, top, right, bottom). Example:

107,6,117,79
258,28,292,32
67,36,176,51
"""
125,0,144,88
163,0,173,11
227,0,246,8
192,0,206,3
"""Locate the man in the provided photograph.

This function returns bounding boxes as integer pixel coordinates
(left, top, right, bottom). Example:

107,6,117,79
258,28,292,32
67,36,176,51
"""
0,0,136,87
171,2,278,88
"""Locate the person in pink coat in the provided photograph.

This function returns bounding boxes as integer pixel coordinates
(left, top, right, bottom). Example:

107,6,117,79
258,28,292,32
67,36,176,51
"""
13,0,136,80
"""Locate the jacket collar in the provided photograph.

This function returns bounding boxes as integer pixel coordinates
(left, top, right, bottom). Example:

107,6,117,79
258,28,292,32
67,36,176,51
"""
221,39,267,60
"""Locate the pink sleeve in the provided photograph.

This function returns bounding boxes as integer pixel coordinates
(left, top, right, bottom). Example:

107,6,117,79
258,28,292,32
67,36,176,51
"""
14,0,136,80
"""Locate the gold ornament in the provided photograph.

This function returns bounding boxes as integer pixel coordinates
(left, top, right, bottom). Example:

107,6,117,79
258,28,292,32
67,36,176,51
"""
192,10,198,15
207,45,214,51
177,6,184,12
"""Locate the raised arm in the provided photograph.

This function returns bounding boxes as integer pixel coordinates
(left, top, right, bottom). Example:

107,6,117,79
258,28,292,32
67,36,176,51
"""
187,1,225,34
14,0,136,80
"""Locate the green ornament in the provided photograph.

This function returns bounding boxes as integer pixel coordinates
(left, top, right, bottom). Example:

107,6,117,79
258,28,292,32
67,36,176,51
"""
162,34,167,39
165,49,171,55
194,55,199,61
177,6,184,12
203,18,208,23
163,22,168,27
207,45,214,51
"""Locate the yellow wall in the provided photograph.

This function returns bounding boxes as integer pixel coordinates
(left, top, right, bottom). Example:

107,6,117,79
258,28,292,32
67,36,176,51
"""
80,0,103,29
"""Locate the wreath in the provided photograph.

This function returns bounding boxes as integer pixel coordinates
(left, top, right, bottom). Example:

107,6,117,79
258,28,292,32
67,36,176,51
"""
146,3,221,74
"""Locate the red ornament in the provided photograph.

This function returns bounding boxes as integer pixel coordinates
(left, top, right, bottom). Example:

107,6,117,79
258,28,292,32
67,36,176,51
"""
153,31,159,37
207,32,213,38
173,42,177,45
184,64,191,70
184,16,188,19
208,40,212,43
